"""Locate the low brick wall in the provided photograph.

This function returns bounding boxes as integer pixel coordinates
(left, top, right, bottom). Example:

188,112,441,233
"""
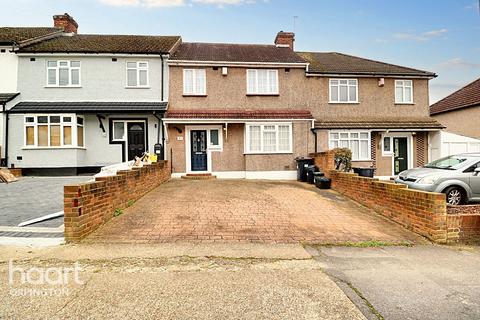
447,205,480,243
310,151,335,177
64,161,171,242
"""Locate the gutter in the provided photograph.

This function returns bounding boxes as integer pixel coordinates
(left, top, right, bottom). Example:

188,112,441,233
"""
305,72,436,79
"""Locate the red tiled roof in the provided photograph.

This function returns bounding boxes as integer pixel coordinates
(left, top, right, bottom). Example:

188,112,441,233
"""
170,42,306,64
166,109,313,119
315,117,444,129
0,27,62,44
430,77,480,115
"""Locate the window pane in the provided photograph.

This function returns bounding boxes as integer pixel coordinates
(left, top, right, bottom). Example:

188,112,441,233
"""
25,117,35,123
360,140,369,159
263,130,276,152
350,132,359,139
247,70,256,93
26,127,34,145
139,62,148,68
38,125,48,146
127,69,137,86
350,140,359,160
349,85,357,101
340,140,349,148
64,126,72,145
59,61,68,66
405,87,412,102
330,133,339,140
127,62,136,68
383,137,391,151
210,129,219,146
268,70,277,93
184,70,194,94
63,116,72,123
249,126,261,151
77,117,84,125
396,87,403,102
48,69,56,85
71,61,80,68
50,125,61,146
257,70,268,94
59,68,69,86
113,122,125,140
339,85,348,101
331,141,339,148
278,125,290,151
360,132,369,139
331,86,338,101
348,80,356,86
139,70,148,86
195,69,205,94
340,133,349,139
47,61,57,67
38,116,48,124
77,126,84,147
71,69,80,85
331,80,339,85
50,116,60,123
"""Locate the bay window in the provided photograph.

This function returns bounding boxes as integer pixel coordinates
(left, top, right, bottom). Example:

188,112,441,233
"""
246,69,278,95
245,123,292,153
395,80,413,104
329,131,370,160
46,60,80,87
329,79,358,103
24,114,84,148
183,69,206,95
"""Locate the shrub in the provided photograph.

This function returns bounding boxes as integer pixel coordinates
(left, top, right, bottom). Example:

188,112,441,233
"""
333,148,352,172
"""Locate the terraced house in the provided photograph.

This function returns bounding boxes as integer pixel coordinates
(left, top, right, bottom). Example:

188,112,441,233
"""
3,14,180,174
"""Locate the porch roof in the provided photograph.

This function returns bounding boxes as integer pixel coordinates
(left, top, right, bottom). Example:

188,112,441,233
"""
9,101,168,113
314,117,445,130
0,93,20,104
165,109,314,120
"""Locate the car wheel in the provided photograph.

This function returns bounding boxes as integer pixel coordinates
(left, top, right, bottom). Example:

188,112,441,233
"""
444,187,465,205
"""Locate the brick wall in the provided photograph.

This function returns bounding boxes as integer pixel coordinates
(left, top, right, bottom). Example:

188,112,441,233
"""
64,161,171,242
447,205,480,243
311,151,335,177
329,170,451,243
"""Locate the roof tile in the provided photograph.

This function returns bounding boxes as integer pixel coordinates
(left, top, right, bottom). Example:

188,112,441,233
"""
430,77,480,115
166,109,313,119
0,27,62,44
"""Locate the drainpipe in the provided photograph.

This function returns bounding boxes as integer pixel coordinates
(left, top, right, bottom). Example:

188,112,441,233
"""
153,112,165,160
4,106,9,167
310,128,318,153
160,54,164,102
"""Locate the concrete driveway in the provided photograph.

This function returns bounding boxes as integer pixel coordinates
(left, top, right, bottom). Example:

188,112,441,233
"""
87,179,423,244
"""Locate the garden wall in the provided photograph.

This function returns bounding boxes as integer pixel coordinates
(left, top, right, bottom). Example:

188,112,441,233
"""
447,205,480,243
64,161,171,242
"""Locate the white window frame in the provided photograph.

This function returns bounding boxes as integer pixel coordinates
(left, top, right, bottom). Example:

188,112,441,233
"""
395,80,414,104
125,61,150,88
329,78,358,103
244,123,293,154
382,135,393,156
183,68,206,95
112,120,127,142
246,69,279,95
329,130,371,161
46,60,81,87
208,128,222,150
23,114,84,149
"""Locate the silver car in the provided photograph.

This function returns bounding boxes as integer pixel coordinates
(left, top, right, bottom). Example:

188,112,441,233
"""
395,153,480,205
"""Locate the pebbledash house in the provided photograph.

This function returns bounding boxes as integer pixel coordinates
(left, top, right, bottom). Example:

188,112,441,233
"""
164,32,443,179
1,13,443,178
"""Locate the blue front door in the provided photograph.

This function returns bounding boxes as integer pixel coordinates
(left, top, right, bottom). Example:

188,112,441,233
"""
191,130,207,171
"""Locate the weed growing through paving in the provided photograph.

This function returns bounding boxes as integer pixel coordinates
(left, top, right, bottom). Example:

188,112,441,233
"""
114,208,124,217
315,240,414,248
127,200,135,207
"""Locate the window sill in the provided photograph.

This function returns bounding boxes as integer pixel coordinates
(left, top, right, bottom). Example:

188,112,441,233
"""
246,93,280,97
244,151,293,155
125,86,151,89
182,94,207,97
351,159,372,162
394,102,415,105
44,86,82,88
22,146,86,150
328,101,360,104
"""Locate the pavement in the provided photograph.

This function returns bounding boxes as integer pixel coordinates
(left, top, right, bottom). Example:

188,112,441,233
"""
0,242,365,320
87,179,423,244
0,176,91,228
307,244,480,320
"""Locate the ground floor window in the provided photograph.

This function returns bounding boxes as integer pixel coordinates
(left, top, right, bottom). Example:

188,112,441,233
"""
329,131,370,160
24,114,84,148
245,123,292,154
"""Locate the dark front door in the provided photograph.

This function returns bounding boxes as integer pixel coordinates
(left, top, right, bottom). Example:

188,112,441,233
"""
191,130,207,171
393,137,408,175
127,122,146,160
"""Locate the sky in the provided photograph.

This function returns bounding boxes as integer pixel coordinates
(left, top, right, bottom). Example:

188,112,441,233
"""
1,0,479,103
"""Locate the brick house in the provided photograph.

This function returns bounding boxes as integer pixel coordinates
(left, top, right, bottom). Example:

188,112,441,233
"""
166,32,443,179
3,14,181,174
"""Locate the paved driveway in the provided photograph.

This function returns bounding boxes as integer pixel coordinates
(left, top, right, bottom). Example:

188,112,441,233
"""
87,179,423,244
0,176,92,228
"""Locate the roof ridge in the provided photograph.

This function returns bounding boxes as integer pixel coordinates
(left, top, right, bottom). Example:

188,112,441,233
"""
181,41,279,47
73,33,180,38
431,77,480,108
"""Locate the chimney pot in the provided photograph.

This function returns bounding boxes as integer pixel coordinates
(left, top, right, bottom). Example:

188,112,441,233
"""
274,31,295,50
53,13,78,34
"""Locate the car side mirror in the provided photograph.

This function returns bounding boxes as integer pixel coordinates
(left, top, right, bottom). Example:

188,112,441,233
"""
474,168,480,176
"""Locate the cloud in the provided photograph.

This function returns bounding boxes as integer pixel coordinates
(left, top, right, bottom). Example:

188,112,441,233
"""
440,58,480,69
465,2,480,10
393,28,448,42
100,0,185,6
192,0,256,4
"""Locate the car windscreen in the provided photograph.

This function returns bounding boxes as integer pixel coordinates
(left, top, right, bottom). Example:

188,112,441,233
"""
424,155,474,170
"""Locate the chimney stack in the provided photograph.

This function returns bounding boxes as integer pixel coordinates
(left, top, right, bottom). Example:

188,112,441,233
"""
53,13,78,34
274,31,295,50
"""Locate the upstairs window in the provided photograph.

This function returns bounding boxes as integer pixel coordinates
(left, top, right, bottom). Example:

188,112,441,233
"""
46,61,80,87
245,123,292,154
247,69,278,95
329,79,358,103
24,114,84,148
395,80,413,104
183,69,206,95
126,61,149,87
